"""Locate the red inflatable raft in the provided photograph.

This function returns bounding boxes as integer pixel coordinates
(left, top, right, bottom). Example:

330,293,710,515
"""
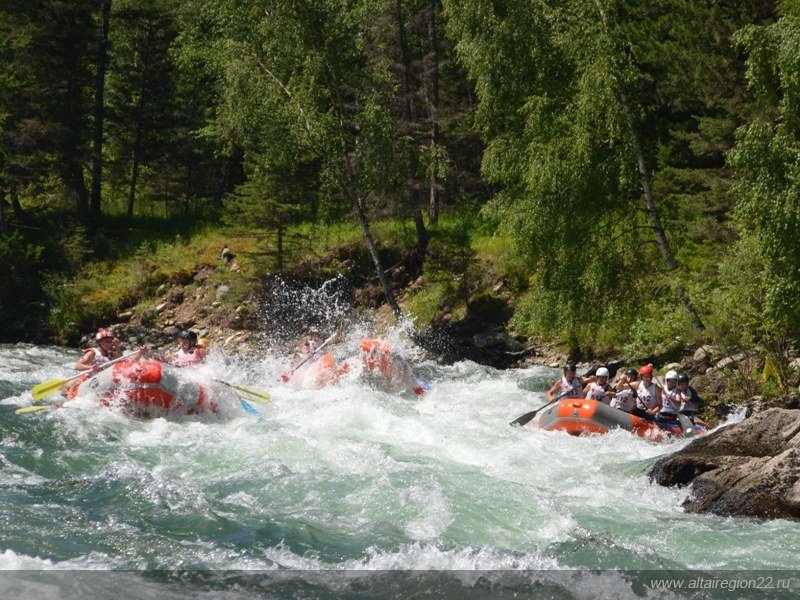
535,398,707,441
67,360,222,416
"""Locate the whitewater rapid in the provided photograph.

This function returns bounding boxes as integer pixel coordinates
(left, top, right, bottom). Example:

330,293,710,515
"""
1,342,798,598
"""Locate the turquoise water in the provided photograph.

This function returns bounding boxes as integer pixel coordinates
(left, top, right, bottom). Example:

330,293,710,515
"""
1,342,798,599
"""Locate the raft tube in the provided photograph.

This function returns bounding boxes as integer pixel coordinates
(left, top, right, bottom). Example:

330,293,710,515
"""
535,398,707,441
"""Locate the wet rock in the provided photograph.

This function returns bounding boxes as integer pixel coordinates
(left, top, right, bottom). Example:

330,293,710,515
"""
473,331,506,348
649,407,800,520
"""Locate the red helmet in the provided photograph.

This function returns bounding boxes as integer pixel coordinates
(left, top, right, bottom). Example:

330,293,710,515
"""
639,363,654,376
95,328,113,341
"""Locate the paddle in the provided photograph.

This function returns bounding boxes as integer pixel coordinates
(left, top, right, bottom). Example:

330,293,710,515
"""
238,398,265,422
509,385,579,427
279,331,338,382
15,404,55,415
31,350,142,402
212,380,271,404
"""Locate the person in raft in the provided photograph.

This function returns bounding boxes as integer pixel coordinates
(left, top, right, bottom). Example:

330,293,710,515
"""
656,369,681,424
359,338,423,395
677,373,702,422
545,363,594,402
61,328,126,397
144,330,207,367
289,336,323,371
583,367,615,404
635,363,662,417
163,330,207,367
75,328,123,372
611,368,639,413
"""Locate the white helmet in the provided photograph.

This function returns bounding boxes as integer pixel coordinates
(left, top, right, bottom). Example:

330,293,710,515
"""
665,369,678,381
596,367,609,378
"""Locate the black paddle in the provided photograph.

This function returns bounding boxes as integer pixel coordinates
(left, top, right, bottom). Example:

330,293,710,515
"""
509,386,576,427
509,364,598,428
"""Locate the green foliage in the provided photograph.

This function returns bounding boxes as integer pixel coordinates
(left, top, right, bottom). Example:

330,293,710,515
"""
42,273,86,344
727,14,800,340
0,232,46,341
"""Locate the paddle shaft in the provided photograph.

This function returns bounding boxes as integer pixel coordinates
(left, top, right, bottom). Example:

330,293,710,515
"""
280,331,338,382
31,349,142,401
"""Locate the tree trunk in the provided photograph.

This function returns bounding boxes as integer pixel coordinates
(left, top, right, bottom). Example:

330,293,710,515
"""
592,0,704,333
619,91,705,333
426,0,441,225
277,212,284,271
10,185,23,219
126,137,141,218
90,0,111,221
63,8,91,223
0,186,7,235
355,195,403,320
395,0,429,257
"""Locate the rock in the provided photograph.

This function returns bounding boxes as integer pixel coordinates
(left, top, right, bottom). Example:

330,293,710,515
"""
216,285,230,300
664,362,681,373
194,270,209,284
714,352,747,370
505,339,524,353
117,310,134,322
155,302,168,313
473,331,506,348
693,345,717,363
649,408,800,520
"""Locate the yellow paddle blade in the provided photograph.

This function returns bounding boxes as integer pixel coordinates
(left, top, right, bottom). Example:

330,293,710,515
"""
31,377,71,402
232,385,271,404
15,405,51,415
213,380,270,404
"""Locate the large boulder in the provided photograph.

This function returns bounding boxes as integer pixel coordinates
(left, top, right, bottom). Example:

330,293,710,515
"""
649,408,800,520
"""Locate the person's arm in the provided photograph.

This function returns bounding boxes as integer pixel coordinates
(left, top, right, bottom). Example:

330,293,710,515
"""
546,379,561,402
75,349,96,371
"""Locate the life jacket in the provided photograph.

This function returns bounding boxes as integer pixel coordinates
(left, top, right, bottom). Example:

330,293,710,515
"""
636,381,659,410
660,385,681,415
585,381,610,404
611,388,635,412
560,376,583,398
172,344,205,367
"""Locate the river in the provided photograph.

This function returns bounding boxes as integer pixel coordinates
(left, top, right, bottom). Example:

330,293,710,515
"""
1,341,798,599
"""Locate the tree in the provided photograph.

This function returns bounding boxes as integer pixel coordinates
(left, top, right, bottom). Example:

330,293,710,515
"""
728,7,800,339
106,0,178,218
442,0,762,343
90,0,111,221
182,0,418,318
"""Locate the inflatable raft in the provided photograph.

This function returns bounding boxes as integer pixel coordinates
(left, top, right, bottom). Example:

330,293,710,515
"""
359,339,426,396
66,360,224,416
535,398,707,441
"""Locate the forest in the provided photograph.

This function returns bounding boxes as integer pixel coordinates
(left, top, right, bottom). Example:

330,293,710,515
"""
1,0,799,373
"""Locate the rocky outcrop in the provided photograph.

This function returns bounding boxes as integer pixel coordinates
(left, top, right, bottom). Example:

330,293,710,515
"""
649,407,800,520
